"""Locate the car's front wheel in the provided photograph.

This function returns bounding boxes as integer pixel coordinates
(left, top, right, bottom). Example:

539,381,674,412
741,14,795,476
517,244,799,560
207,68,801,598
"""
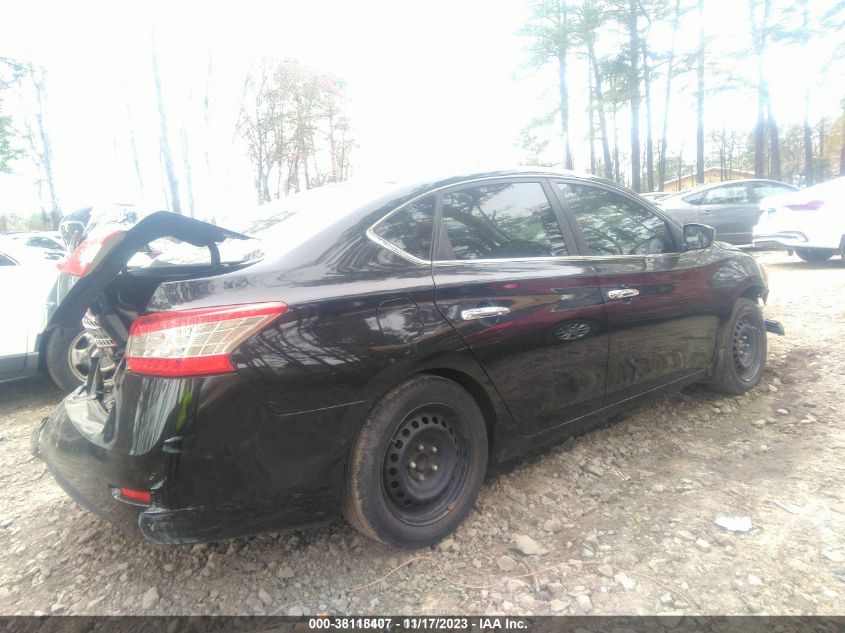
795,248,835,262
343,375,488,549
709,298,767,395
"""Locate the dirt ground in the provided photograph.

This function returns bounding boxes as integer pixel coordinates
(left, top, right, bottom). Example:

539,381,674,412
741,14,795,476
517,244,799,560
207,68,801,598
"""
0,251,843,616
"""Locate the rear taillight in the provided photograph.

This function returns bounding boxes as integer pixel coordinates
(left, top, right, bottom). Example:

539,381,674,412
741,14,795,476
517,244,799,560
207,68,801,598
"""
126,302,287,377
785,200,824,211
58,227,125,277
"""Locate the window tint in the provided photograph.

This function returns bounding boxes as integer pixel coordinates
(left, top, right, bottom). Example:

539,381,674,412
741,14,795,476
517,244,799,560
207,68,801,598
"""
556,183,675,256
28,236,62,249
439,182,567,260
703,183,750,204
751,182,795,201
372,195,435,260
681,191,706,205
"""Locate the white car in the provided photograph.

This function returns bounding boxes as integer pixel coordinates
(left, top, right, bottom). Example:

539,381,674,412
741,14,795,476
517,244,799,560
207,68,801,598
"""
753,176,845,262
0,231,66,253
0,242,94,390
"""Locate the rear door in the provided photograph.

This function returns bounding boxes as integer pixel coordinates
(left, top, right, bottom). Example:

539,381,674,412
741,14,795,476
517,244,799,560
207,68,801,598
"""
553,179,719,403
431,178,609,435
698,182,756,244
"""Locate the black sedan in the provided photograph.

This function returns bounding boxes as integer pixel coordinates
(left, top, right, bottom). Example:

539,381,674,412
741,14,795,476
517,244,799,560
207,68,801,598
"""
34,169,782,549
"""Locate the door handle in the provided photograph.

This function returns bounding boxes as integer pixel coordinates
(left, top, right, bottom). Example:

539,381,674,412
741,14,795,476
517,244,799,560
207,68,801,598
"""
701,209,712,215
461,306,510,320
607,288,639,300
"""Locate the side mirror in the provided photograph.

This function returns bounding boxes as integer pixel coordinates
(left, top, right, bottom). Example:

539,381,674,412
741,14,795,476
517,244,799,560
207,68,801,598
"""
683,223,715,250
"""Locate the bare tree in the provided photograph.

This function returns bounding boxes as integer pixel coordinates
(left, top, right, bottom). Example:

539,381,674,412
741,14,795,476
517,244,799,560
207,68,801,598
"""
151,31,181,214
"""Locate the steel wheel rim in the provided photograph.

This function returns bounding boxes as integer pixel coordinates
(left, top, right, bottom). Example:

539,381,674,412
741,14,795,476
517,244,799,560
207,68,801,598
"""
732,317,761,382
382,405,470,526
67,331,116,384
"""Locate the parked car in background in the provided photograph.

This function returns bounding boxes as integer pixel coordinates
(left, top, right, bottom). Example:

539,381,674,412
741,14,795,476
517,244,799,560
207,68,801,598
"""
0,231,66,254
640,191,671,203
0,241,99,391
657,179,798,245
34,169,783,549
753,176,845,262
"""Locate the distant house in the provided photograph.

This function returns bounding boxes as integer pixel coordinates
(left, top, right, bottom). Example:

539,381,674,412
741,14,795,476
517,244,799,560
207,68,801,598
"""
660,168,755,193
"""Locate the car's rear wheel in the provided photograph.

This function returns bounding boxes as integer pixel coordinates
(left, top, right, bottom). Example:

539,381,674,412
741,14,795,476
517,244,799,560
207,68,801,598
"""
343,375,488,549
795,248,835,262
709,298,767,395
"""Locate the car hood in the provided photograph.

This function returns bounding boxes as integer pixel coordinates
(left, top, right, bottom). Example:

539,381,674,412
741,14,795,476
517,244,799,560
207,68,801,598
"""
48,211,252,329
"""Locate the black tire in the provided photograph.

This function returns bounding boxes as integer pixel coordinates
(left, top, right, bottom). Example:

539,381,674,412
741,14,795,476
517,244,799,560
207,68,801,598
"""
343,375,488,549
795,248,835,262
45,325,88,393
708,298,767,395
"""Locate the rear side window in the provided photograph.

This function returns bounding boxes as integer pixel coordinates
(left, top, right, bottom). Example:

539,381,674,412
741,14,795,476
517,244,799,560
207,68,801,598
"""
751,182,796,201
438,182,568,260
703,183,750,204
372,195,436,260
557,183,674,256
681,191,706,204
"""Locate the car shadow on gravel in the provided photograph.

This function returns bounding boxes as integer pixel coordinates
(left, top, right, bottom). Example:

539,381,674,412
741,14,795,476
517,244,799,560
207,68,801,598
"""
0,376,63,416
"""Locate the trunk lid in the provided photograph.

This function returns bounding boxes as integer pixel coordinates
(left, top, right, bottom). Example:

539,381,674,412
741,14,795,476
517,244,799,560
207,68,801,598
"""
48,211,254,330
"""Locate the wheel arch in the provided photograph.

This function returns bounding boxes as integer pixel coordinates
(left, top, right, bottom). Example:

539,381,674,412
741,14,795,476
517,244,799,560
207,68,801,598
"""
740,284,767,304
417,367,499,460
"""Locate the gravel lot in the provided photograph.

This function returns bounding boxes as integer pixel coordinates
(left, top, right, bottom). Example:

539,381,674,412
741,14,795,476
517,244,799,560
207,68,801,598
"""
1,251,844,616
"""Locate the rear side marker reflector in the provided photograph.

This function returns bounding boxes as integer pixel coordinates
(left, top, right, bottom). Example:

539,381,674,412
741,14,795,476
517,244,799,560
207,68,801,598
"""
112,486,152,505
126,302,288,377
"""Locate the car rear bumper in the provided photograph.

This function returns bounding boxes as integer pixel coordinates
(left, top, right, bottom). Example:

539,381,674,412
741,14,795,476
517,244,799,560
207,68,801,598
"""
752,232,840,251
36,372,369,544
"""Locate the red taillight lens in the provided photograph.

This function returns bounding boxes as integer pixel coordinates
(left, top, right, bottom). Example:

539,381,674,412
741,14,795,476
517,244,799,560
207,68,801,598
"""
58,228,125,277
785,200,824,211
115,487,152,504
125,302,287,377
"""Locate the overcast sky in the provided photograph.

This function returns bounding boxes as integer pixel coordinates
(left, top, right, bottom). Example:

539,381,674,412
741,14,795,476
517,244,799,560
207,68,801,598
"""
1,0,842,223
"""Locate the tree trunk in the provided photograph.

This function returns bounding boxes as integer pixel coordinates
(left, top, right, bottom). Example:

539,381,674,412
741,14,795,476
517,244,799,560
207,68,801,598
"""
801,0,814,186
32,68,60,228
767,99,781,180
151,31,181,214
180,128,195,218
628,0,641,192
557,53,573,170
751,0,770,179
695,0,705,185
587,57,596,175
641,40,654,192
588,39,612,179
659,0,681,191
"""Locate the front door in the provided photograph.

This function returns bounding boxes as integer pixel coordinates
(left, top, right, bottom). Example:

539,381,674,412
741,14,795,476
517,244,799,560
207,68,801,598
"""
698,182,757,244
553,180,719,403
431,179,609,436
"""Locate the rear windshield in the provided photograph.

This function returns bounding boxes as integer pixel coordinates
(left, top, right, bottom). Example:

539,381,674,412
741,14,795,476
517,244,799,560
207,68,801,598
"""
145,180,400,268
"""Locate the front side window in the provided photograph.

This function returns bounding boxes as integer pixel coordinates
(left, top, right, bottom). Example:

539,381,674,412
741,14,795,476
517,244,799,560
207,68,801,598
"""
703,183,750,205
556,182,675,256
439,182,567,260
0,253,16,266
372,195,435,260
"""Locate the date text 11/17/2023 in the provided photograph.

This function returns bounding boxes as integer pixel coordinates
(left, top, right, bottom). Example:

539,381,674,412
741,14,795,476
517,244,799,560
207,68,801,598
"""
307,617,529,630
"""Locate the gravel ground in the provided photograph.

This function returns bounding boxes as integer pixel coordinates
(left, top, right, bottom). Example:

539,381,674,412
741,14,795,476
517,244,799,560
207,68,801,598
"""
1,251,844,616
